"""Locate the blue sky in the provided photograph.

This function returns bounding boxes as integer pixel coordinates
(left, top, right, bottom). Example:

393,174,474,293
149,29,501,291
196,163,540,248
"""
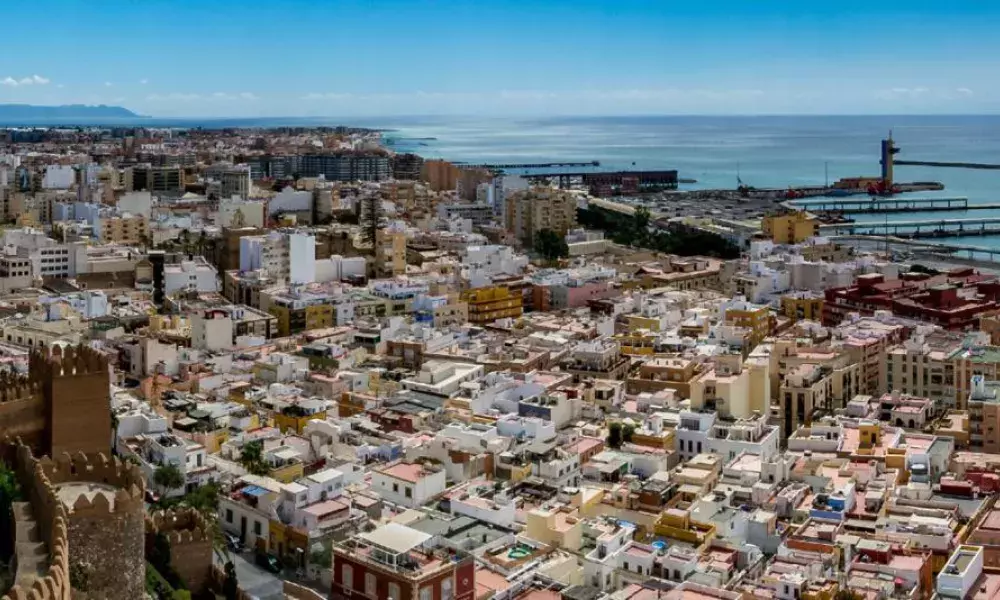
2,0,998,116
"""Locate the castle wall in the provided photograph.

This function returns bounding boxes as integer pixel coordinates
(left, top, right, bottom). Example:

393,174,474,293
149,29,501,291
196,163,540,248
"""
146,509,213,595
0,440,71,600
0,396,47,453
45,346,112,458
42,453,144,600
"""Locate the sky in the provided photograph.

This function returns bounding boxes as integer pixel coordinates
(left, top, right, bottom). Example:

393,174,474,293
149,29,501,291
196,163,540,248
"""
1,0,999,117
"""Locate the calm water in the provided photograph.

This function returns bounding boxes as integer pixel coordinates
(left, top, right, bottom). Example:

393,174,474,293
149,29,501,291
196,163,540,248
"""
379,115,1000,247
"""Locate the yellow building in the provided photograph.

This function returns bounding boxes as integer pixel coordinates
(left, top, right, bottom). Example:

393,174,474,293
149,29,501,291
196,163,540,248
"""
781,293,825,322
524,506,583,551
268,460,304,484
375,229,406,277
762,211,819,244
462,285,523,324
99,213,148,244
723,299,771,347
616,331,657,356
268,298,335,337
505,186,579,246
627,315,663,333
273,406,328,435
652,507,716,550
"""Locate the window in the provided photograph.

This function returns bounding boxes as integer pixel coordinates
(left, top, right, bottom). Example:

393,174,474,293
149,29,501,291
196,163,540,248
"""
405,487,412,498
366,573,377,597
226,509,233,523
253,521,262,536
393,483,399,493
389,583,401,600
442,578,453,600
420,586,432,600
343,565,354,591
623,561,629,571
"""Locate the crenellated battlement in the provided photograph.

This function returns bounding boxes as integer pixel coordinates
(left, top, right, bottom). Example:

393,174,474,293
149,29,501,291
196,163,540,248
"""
146,507,211,546
0,438,71,600
146,506,214,595
0,372,42,405
27,344,108,382
40,452,145,516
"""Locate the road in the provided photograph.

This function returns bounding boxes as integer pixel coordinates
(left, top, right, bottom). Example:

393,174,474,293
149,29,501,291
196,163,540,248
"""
214,551,284,600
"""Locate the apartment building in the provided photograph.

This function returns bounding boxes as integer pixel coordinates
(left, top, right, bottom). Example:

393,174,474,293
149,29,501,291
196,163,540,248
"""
779,359,860,439
505,186,579,246
130,164,184,193
461,285,523,324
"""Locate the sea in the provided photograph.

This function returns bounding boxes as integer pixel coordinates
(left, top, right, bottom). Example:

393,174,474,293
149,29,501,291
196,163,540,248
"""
375,115,1000,248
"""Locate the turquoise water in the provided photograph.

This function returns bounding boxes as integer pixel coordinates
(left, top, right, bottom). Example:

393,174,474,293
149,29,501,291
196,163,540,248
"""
380,115,1000,246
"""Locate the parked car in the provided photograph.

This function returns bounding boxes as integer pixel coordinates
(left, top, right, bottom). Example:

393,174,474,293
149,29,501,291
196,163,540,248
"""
256,553,282,574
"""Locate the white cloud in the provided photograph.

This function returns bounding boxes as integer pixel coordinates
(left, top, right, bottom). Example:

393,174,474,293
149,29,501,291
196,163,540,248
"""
2,74,50,87
56,84,65,89
146,91,258,103
875,87,934,100
146,92,202,101
104,82,113,87
956,87,974,96
139,79,149,85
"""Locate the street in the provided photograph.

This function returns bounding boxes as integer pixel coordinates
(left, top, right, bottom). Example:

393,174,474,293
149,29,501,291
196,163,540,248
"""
214,551,284,600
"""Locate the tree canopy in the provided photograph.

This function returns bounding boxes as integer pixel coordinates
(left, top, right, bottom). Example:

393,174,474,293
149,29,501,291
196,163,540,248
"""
577,206,741,258
534,228,569,261
153,464,184,495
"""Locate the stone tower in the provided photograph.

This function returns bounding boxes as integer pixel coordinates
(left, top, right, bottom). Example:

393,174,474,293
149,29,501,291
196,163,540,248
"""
42,452,145,600
32,344,112,458
146,508,213,595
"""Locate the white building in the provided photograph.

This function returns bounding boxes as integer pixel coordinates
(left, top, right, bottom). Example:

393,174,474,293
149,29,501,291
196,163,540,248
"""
676,411,780,463
163,257,220,295
1,228,87,279
400,361,484,398
191,310,233,352
269,186,312,215
463,245,529,288
218,196,267,228
220,165,252,200
288,232,316,285
371,462,447,508
220,475,282,550
42,165,75,189
117,191,153,219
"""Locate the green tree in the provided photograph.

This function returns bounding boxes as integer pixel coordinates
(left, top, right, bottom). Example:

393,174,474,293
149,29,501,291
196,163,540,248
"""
359,196,382,248
153,464,185,496
622,424,635,445
607,422,623,449
0,461,21,561
182,481,220,514
534,228,569,261
239,441,269,476
632,207,652,246
222,561,239,600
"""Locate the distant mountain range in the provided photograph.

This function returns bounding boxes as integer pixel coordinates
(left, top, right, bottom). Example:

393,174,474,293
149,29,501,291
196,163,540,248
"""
0,104,144,123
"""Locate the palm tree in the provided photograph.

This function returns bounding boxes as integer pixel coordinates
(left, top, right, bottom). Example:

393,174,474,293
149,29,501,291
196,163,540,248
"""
153,464,185,497
222,561,239,600
239,441,268,476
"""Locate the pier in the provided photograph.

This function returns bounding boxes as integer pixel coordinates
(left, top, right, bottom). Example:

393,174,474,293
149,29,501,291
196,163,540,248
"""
833,234,1000,263
895,160,1000,170
458,160,601,170
820,216,1000,238
521,169,679,192
790,196,1000,214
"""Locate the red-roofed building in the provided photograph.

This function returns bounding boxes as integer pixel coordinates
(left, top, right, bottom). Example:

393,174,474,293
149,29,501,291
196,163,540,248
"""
824,271,1000,330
